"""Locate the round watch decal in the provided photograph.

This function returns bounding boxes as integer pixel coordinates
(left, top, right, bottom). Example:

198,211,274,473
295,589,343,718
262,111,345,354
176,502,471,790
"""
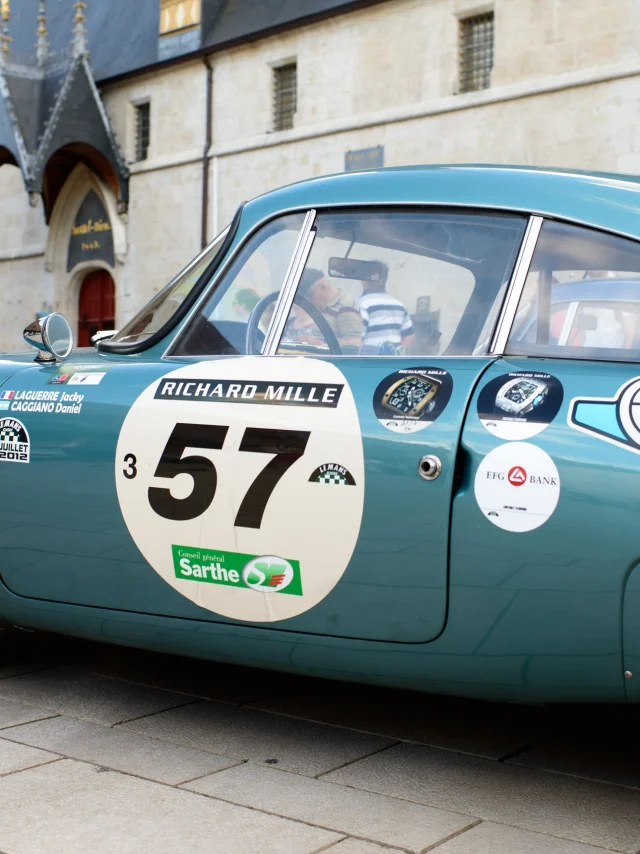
116,357,365,622
478,372,563,440
373,367,452,434
474,442,560,532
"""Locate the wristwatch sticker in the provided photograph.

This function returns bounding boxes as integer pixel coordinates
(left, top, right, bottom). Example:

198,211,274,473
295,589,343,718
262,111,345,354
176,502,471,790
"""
478,371,563,441
373,367,452,434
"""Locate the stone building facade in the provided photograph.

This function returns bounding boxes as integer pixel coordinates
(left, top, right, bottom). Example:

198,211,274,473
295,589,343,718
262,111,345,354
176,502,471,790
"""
0,0,639,351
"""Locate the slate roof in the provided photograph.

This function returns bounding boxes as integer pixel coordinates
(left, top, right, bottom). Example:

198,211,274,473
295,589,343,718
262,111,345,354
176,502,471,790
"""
0,0,385,211
6,0,386,83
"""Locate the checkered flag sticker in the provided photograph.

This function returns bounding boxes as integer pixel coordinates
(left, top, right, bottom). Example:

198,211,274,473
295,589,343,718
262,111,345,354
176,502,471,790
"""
309,463,356,486
0,426,19,444
317,471,348,485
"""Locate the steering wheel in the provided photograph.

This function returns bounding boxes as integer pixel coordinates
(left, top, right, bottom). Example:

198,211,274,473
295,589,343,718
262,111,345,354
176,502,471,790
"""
245,291,342,355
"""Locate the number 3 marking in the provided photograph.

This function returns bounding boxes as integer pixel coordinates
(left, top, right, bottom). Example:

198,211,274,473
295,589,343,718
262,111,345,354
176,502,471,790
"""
143,423,310,527
123,454,138,479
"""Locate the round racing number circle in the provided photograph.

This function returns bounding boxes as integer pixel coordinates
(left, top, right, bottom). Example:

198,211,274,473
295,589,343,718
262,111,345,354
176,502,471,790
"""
115,357,365,622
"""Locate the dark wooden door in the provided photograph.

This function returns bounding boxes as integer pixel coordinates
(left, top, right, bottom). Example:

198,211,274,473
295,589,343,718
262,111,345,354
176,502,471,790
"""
78,270,115,347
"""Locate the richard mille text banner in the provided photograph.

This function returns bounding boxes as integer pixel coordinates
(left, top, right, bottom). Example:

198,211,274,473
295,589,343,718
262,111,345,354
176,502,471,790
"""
155,378,344,408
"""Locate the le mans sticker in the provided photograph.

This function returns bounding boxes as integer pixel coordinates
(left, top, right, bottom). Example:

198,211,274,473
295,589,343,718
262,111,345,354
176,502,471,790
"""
0,418,30,463
115,357,365,623
474,442,560,532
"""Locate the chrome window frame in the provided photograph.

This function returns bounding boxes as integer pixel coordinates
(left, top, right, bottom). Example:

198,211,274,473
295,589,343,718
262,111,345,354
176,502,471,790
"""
489,215,543,355
262,210,317,355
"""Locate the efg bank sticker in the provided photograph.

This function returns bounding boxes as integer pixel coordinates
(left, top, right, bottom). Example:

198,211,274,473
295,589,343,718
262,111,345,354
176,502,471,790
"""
474,442,560,532
373,367,452,434
115,357,365,623
478,372,563,440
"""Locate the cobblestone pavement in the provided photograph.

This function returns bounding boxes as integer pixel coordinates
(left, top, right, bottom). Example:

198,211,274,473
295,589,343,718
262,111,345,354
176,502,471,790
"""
0,631,638,854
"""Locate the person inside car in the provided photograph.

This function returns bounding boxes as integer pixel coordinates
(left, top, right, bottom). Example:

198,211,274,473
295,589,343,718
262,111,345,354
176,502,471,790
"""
287,268,363,353
358,261,415,354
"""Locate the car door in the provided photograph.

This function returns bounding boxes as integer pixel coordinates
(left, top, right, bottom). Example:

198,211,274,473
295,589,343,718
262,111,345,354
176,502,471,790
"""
0,206,527,644
449,217,640,700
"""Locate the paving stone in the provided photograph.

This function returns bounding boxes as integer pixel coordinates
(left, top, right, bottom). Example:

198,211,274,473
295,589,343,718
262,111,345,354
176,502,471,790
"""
323,743,640,853
121,699,393,776
0,738,57,776
0,668,194,726
183,762,475,852
0,698,55,729
509,706,640,788
2,717,241,785
251,682,559,759
324,840,405,854
0,759,341,854
431,822,614,853
0,633,53,679
44,632,295,704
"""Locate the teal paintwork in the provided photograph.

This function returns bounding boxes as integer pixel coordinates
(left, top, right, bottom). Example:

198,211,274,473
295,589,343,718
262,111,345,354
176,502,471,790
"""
2,165,640,702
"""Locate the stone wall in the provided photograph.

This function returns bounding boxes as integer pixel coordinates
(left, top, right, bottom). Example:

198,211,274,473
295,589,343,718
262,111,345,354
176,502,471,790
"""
1,0,640,350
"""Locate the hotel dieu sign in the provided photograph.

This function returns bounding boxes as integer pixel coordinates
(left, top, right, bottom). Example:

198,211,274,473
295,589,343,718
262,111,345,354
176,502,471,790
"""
67,191,115,272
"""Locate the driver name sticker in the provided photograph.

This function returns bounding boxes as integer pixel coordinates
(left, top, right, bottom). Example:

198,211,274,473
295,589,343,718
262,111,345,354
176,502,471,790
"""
373,367,453,434
474,442,560,532
116,357,364,623
478,372,563,440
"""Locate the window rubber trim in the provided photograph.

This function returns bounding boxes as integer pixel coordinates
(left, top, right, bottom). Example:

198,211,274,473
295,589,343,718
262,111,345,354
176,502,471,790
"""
97,202,246,356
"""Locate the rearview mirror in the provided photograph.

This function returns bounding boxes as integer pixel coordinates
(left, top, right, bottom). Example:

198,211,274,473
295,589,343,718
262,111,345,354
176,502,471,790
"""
23,313,74,362
328,257,386,284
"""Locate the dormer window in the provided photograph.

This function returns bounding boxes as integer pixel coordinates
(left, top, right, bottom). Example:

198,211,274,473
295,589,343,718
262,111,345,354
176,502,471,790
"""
160,0,201,36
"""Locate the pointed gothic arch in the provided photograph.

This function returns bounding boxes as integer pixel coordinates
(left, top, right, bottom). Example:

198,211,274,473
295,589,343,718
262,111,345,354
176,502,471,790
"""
45,160,126,338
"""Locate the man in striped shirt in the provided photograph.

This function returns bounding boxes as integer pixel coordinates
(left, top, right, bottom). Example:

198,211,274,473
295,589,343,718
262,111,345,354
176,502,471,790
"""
358,263,415,354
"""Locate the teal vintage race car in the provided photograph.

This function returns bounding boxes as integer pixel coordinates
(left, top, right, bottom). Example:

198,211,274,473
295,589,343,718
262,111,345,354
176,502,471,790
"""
3,164,640,704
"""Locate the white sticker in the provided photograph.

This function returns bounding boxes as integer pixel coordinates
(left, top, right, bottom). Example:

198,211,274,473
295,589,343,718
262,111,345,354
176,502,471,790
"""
68,372,106,386
115,357,365,623
478,372,564,441
0,417,30,463
474,442,560,532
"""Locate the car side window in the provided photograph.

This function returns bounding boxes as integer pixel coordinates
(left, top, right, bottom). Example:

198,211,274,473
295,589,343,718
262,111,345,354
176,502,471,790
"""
172,213,305,356
272,209,526,357
508,220,640,360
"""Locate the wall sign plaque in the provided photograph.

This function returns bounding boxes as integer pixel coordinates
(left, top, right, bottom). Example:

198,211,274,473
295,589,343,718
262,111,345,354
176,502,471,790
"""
345,146,384,172
67,191,115,272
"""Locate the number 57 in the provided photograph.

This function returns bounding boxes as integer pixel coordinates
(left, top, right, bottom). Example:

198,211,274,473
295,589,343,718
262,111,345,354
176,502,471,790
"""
141,422,310,528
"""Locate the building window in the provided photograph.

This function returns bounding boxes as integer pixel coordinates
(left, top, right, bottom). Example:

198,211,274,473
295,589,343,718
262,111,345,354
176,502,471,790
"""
135,102,151,162
160,0,201,35
273,63,297,132
459,12,494,93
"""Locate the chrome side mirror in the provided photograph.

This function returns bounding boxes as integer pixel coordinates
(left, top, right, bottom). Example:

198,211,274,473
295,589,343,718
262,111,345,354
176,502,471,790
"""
23,313,74,363
91,329,118,346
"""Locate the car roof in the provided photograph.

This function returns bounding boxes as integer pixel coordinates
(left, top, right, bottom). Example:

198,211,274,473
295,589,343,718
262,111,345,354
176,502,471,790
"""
243,165,640,242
